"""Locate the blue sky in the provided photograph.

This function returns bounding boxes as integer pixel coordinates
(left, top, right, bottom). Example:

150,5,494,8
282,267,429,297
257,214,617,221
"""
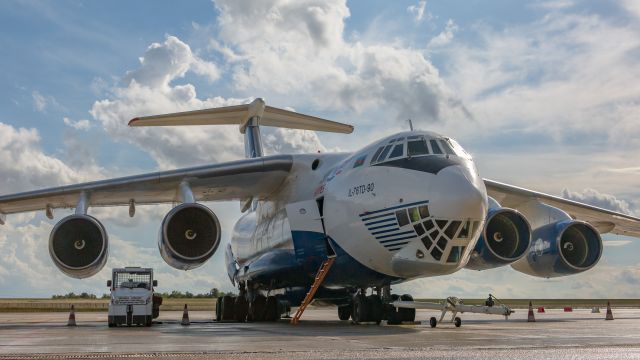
1,0,639,298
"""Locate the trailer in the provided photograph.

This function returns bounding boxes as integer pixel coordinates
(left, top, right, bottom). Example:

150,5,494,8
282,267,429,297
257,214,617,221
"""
393,295,513,327
106,267,161,327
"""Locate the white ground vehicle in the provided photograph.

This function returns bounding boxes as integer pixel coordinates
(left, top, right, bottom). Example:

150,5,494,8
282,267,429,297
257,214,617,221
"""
107,267,160,327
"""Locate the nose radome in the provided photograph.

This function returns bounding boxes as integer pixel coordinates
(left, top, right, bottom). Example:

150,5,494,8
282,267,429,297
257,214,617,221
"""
428,165,487,220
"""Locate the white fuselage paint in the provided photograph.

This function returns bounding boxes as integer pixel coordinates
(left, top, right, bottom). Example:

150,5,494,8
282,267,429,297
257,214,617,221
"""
231,131,488,280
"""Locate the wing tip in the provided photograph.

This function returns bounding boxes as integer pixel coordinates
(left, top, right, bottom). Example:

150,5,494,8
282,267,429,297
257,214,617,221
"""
128,118,140,127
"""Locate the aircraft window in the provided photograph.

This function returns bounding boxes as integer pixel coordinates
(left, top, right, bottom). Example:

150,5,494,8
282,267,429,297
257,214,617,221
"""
408,138,429,156
436,236,448,250
439,140,455,155
408,207,420,222
418,205,430,219
414,223,425,236
447,246,465,263
421,236,433,250
396,210,410,227
448,138,471,158
431,247,443,261
424,219,435,232
371,147,383,164
444,221,461,239
389,143,404,159
377,145,393,162
458,221,471,238
430,140,443,154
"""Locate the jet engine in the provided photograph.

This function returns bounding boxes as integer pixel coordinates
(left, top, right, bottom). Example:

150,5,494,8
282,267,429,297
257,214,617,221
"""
49,214,108,279
511,220,602,278
158,203,221,270
466,208,531,270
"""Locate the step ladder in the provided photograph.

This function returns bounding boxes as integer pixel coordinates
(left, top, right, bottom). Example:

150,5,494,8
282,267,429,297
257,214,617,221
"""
290,257,336,325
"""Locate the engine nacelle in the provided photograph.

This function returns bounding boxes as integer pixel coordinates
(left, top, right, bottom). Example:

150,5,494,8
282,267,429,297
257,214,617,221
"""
49,214,108,279
466,208,531,270
511,220,602,278
158,203,221,270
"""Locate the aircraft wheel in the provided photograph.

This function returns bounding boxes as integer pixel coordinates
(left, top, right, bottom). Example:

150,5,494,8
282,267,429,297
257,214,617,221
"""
352,295,367,324
234,295,249,322
367,295,383,325
145,315,152,327
108,316,115,328
338,305,351,320
386,294,401,325
215,297,222,321
221,295,235,321
454,317,462,328
430,317,437,328
264,296,280,322
399,294,416,322
250,295,267,322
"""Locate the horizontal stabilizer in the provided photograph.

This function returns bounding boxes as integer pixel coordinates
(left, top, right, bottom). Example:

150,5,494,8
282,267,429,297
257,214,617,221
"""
129,98,353,134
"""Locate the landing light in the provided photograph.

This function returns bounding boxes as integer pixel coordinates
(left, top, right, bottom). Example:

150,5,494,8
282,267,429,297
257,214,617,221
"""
416,250,425,259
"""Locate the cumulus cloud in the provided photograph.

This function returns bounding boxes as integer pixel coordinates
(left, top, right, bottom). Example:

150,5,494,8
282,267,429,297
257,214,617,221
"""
428,19,458,48
562,188,636,216
124,36,220,89
407,1,430,22
0,123,101,194
212,0,469,126
32,91,47,112
63,117,92,130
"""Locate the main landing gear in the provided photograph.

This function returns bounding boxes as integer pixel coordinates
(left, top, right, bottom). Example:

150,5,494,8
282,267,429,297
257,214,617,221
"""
216,293,284,322
338,288,416,325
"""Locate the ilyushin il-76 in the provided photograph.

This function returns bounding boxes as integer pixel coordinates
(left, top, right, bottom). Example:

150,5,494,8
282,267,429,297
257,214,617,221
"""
1,98,638,324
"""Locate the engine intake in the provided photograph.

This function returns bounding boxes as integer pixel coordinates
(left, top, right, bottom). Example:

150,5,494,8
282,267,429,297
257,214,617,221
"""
49,214,108,279
466,208,531,270
512,220,602,277
159,203,221,270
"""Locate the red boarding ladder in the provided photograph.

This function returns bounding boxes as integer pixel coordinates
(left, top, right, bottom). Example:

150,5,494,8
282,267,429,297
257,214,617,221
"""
291,257,336,325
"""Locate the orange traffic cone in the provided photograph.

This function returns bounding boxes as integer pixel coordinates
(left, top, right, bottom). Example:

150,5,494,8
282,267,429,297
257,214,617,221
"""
181,304,190,326
67,305,76,326
527,301,535,322
605,301,614,320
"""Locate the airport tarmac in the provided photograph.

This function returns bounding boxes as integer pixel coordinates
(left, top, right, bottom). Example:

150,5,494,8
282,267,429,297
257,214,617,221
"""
1,307,640,359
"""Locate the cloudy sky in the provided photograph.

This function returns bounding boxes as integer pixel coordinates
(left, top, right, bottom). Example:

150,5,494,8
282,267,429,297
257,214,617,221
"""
1,0,639,299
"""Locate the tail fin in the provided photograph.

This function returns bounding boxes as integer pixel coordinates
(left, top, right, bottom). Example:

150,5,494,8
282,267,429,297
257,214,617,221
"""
129,98,353,158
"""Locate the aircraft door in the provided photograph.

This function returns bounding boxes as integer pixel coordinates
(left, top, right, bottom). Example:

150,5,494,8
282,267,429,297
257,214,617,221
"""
285,199,335,267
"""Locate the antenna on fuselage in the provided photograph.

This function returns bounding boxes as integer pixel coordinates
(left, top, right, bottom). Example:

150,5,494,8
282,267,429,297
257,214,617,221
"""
407,119,414,131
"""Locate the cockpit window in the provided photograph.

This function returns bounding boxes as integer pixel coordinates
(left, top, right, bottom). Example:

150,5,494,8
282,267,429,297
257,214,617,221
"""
377,145,392,162
408,138,429,156
371,135,463,165
388,143,404,159
438,140,455,155
429,140,443,154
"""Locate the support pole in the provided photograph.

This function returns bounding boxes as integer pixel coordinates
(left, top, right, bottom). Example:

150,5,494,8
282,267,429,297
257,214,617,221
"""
179,181,195,204
75,192,89,215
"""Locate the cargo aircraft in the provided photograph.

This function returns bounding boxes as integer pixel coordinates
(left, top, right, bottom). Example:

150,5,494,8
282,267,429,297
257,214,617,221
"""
1,98,639,324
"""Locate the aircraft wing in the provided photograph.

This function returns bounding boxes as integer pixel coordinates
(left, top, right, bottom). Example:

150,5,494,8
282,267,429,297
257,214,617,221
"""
484,179,640,237
0,155,293,222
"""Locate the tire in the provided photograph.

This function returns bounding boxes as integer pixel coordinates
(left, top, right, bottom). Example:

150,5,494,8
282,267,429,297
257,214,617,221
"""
250,295,267,322
264,296,280,322
399,294,416,322
215,297,222,321
430,317,437,328
386,294,401,325
338,305,351,321
454,317,461,328
367,295,383,325
221,295,235,321
352,295,368,324
108,316,115,328
145,315,152,327
234,295,249,322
